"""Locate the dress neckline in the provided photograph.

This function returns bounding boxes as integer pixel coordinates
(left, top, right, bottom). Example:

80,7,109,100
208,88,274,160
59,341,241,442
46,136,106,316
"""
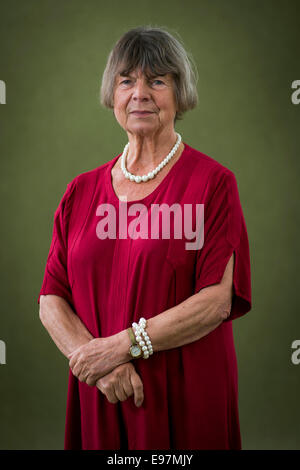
105,142,190,205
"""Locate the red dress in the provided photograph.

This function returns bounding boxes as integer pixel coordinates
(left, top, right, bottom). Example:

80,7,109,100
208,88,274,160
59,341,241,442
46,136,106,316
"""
37,142,252,450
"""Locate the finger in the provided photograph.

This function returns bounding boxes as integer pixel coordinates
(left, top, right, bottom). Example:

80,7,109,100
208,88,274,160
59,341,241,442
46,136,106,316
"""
114,381,130,402
67,348,78,361
96,379,119,404
86,375,97,387
78,369,89,383
70,364,77,377
80,366,95,385
122,379,134,400
111,371,129,402
69,352,81,371
71,363,81,379
105,387,119,404
69,356,75,369
96,377,104,392
130,371,144,407
72,361,86,382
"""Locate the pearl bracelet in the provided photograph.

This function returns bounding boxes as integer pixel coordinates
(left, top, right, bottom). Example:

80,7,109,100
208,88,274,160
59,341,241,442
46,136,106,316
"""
132,317,153,359
132,319,152,359
139,318,153,357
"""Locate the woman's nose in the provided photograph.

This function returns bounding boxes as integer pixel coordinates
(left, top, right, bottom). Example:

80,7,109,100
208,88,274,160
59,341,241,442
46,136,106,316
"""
132,79,151,100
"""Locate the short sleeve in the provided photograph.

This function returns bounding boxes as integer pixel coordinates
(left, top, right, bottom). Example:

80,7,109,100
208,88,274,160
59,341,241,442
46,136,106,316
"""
194,169,252,321
37,178,77,308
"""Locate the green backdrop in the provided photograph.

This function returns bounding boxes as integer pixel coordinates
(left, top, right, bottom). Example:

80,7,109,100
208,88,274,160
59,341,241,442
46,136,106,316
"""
0,0,299,450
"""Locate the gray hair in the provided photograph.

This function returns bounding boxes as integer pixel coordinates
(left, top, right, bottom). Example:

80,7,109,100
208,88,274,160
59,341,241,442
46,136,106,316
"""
100,25,199,124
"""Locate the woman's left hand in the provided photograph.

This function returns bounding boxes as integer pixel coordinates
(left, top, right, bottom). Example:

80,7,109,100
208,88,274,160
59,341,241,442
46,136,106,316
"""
96,362,144,407
68,336,124,386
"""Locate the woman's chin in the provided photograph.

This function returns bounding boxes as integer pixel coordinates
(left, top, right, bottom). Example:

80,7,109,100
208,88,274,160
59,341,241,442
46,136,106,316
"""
126,123,159,135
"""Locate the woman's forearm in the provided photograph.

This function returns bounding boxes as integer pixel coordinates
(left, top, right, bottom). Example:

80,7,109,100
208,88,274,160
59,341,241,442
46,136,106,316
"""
39,294,93,359
145,282,232,351
115,255,235,363
115,284,231,362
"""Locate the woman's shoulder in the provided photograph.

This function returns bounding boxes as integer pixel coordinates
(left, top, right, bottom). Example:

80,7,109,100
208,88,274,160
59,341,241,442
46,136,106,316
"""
72,158,114,185
67,154,120,194
185,142,235,180
183,143,241,205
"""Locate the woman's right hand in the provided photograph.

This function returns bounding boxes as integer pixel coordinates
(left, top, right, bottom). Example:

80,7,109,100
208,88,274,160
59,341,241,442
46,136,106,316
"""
96,362,144,407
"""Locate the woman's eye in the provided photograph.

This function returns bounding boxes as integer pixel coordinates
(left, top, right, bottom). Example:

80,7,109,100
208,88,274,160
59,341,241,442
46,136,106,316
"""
120,78,164,86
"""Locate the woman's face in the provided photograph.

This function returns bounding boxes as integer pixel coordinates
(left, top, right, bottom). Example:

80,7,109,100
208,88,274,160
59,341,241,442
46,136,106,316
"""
113,67,177,137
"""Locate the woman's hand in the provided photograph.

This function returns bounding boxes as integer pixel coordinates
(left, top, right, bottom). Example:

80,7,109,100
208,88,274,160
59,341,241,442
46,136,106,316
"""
68,336,125,386
96,362,144,407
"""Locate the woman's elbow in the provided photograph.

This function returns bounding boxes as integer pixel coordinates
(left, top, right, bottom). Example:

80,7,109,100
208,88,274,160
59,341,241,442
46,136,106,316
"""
217,284,234,321
203,282,233,324
39,294,60,325
218,299,232,321
39,295,48,325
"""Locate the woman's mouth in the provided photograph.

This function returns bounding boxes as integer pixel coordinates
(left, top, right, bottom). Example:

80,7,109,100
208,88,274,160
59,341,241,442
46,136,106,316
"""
131,111,154,116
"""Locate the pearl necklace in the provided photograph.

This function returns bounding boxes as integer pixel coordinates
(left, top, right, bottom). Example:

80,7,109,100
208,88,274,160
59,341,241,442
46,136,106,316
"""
120,132,182,183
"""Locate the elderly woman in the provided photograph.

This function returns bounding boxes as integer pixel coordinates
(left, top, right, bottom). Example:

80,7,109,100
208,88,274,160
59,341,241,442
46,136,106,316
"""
38,26,252,450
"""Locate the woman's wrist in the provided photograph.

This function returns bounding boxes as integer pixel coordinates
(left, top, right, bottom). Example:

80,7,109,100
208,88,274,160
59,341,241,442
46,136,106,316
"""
112,329,133,365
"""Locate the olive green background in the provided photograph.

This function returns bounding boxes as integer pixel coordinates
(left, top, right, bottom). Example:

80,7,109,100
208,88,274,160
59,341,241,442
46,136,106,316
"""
0,0,299,450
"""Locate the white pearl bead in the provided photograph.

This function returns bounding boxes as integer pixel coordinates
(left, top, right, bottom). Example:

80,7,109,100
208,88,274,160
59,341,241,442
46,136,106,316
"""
142,346,147,351
139,340,145,346
136,335,142,342
121,133,182,184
